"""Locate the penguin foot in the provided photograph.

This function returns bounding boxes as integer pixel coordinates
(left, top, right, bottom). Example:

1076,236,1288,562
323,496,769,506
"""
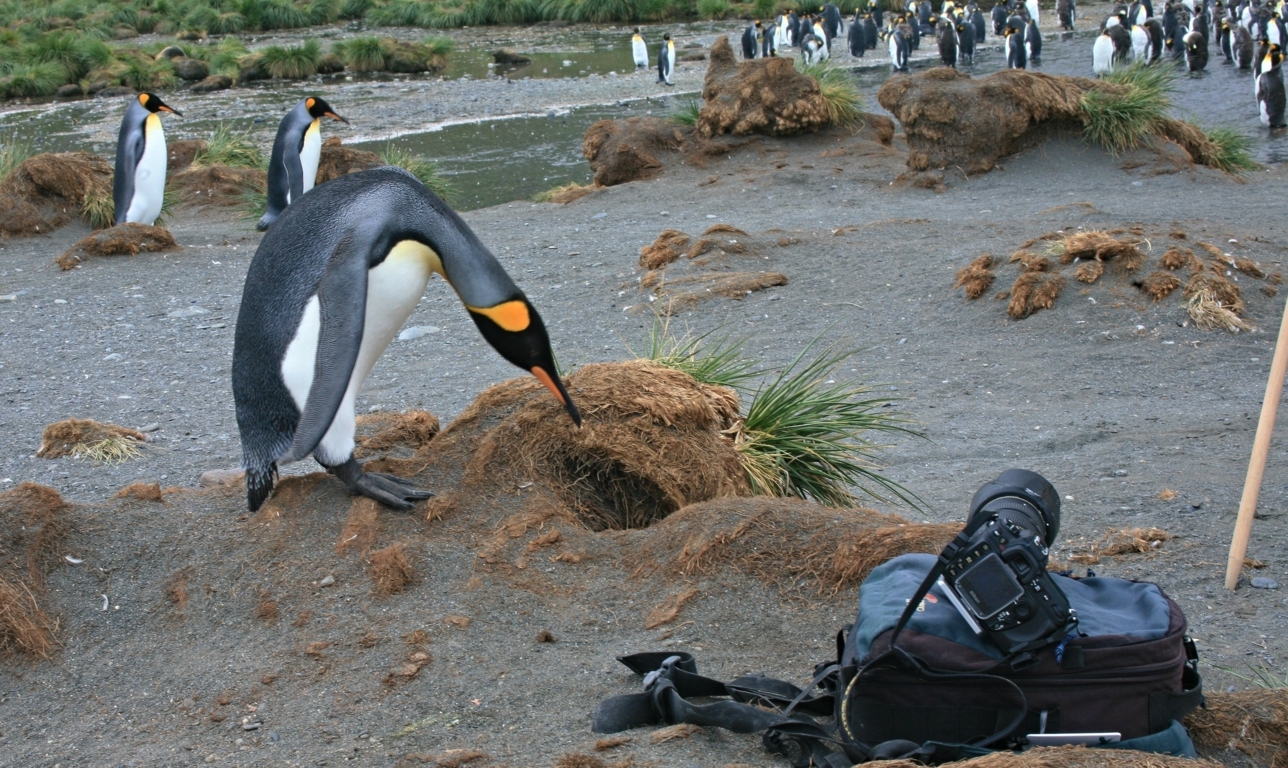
327,457,434,510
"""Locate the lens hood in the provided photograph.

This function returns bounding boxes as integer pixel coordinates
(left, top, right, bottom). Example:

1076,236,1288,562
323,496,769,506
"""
967,469,1061,544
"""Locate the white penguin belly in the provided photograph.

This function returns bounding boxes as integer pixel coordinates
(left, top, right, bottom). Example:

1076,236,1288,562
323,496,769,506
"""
300,120,322,196
633,37,648,66
125,113,166,226
313,240,441,465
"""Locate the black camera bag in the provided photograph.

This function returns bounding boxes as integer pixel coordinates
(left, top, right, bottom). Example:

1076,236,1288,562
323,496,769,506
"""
839,554,1204,747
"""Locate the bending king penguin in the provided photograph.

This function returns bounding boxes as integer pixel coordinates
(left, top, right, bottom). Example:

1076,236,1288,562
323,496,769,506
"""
113,92,181,226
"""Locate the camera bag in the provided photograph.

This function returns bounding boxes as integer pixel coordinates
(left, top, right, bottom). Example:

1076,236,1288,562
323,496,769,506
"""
592,554,1203,767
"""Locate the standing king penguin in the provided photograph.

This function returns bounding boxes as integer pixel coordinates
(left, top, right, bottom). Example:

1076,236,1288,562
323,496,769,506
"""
257,96,348,232
632,28,649,68
658,33,675,85
233,167,581,512
113,93,180,227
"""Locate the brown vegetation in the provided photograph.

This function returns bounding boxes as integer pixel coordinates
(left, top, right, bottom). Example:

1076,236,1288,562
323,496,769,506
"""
37,419,147,459
354,410,440,458
1138,271,1182,301
169,165,266,206
954,254,995,299
0,152,113,237
0,483,71,658
583,117,685,187
369,543,416,596
55,223,179,270
639,229,691,269
114,482,164,502
696,36,831,138
315,137,382,185
1186,689,1288,768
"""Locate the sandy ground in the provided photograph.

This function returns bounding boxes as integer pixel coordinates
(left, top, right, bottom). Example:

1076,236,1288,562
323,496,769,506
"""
3,18,1288,768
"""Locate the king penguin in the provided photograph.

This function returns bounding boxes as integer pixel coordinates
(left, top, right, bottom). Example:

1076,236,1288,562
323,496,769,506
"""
113,92,181,227
632,28,649,68
1259,44,1287,127
1007,25,1028,67
232,167,581,512
657,33,675,85
257,96,348,232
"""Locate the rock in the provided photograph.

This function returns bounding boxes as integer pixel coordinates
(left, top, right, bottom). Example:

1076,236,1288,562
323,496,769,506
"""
85,80,110,95
1113,469,1128,477
176,29,204,41
156,45,187,60
173,57,209,81
167,306,208,318
190,75,233,94
582,117,685,187
319,575,336,587
200,468,245,487
54,83,84,100
398,325,440,341
317,52,345,74
1251,577,1279,589
696,36,831,138
493,49,532,65
386,44,431,73
238,55,269,84
95,86,138,98
139,423,161,433
167,139,207,172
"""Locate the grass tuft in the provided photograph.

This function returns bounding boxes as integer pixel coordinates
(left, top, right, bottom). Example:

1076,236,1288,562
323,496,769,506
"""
71,436,142,464
697,0,731,19
259,39,321,79
0,61,67,98
81,186,114,229
335,36,386,72
1080,61,1174,154
640,316,761,391
671,97,701,126
0,136,33,183
1203,126,1257,174
381,144,455,202
797,60,864,128
195,124,264,168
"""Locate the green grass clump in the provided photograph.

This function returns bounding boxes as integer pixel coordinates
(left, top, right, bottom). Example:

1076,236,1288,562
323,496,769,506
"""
341,0,374,18
205,38,250,76
797,60,864,128
381,145,455,201
365,0,436,25
308,0,341,24
1080,61,1174,154
0,61,67,98
195,124,265,168
671,97,701,126
260,39,321,78
81,186,114,229
0,136,33,183
696,0,731,19
1217,662,1288,688
238,0,312,30
335,35,387,71
641,318,761,391
1203,126,1257,174
754,0,776,16
119,55,176,90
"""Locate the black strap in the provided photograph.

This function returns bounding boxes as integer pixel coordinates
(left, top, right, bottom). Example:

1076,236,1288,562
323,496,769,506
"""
1148,659,1204,733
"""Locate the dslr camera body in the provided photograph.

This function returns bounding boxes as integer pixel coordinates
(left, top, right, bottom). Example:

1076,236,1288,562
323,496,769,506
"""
938,469,1078,659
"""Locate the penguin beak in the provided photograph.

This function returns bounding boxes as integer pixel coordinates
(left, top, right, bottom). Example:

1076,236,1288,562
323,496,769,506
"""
159,105,182,116
531,365,582,426
466,300,581,427
325,111,349,124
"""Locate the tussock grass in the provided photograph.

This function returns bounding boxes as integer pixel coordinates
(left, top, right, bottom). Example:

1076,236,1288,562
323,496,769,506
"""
1203,126,1257,174
1080,62,1174,154
671,97,701,126
381,144,455,202
260,39,320,79
1218,663,1288,688
119,55,176,90
0,62,67,98
335,36,386,72
81,186,114,229
697,0,731,19
0,136,32,183
71,436,142,464
797,60,864,129
640,316,761,391
195,124,264,169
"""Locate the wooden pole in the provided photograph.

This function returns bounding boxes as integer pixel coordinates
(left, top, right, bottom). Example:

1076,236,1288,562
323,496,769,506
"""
1225,293,1288,590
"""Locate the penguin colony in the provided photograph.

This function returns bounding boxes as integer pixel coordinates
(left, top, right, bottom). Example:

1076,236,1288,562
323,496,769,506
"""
1091,0,1286,129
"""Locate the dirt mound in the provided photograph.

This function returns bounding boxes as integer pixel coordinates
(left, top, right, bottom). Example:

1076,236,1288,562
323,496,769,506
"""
0,483,71,658
544,183,599,204
627,496,959,593
316,137,383,185
166,139,207,172
696,35,831,138
0,152,113,237
633,227,788,314
955,227,1279,326
55,223,179,270
354,410,440,459
866,746,1223,768
169,165,267,206
583,117,687,187
1186,688,1288,768
37,418,148,459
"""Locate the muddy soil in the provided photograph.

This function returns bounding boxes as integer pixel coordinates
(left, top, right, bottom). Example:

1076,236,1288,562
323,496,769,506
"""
2,74,1288,768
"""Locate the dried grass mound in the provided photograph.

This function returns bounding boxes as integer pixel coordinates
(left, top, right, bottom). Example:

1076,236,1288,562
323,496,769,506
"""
654,271,788,313
0,152,113,237
877,69,1093,173
0,483,70,658
696,36,831,138
1138,271,1181,301
1007,273,1041,318
37,418,147,460
1187,290,1251,332
315,137,382,185
639,229,692,269
628,496,959,593
55,223,179,270
583,117,685,187
544,183,598,204
354,410,440,458
1069,527,1169,564
1235,258,1266,279
1186,689,1288,768
169,165,266,206
1009,251,1051,272
954,254,995,299
433,361,751,531
1160,246,1199,271
1074,260,1104,283
1053,231,1145,270
114,481,164,502
1184,272,1244,314
865,746,1224,768
166,138,207,172
369,543,415,596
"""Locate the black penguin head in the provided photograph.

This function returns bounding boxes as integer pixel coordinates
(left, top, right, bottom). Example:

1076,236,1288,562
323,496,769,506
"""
139,93,181,117
633,26,640,33
663,33,671,40
466,299,581,427
305,96,348,124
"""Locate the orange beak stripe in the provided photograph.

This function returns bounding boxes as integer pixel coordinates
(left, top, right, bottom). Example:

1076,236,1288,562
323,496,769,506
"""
531,366,566,407
469,300,530,332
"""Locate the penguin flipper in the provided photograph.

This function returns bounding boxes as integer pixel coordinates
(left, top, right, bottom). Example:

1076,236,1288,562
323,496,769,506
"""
113,129,145,225
280,232,370,464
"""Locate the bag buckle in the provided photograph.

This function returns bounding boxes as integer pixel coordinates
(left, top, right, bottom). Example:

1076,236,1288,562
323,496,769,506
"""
643,655,683,692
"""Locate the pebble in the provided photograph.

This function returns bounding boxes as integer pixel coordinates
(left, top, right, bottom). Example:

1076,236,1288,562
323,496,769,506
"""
319,575,336,587
1251,577,1279,589
103,353,122,361
167,306,208,318
397,325,441,341
591,211,607,220
205,756,216,764
267,731,280,743
243,722,261,731
1113,469,1128,477
139,423,161,432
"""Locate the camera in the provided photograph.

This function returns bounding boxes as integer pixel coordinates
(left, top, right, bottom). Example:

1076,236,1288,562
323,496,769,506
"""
938,469,1078,658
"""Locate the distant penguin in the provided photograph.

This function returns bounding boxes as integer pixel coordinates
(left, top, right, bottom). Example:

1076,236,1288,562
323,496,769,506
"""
1107,21,1135,61
789,10,802,46
849,13,867,55
872,2,885,29
1259,46,1287,126
742,21,760,58
113,93,180,227
1131,22,1151,57
1255,40,1271,96
632,28,648,68
918,0,934,31
959,19,978,61
258,96,348,232
803,32,825,63
776,12,790,48
1185,27,1212,66
1235,22,1255,65
1058,0,1077,28
1026,0,1041,25
232,167,581,513
1026,17,1042,60
824,3,844,39
657,33,675,84
1094,31,1117,71
904,12,922,48
937,18,960,65
762,20,777,56
1007,26,1029,66
813,17,832,55
969,3,988,39
1220,17,1235,59
865,12,881,48
1129,0,1148,24
889,26,912,70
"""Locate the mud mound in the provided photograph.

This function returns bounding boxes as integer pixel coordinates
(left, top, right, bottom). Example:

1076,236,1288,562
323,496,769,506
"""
0,152,113,237
866,746,1223,768
696,36,830,138
628,497,959,593
169,165,266,206
166,139,207,172
633,228,788,314
55,223,179,270
315,137,382,185
37,418,148,459
955,226,1278,327
0,483,70,658
1186,688,1288,768
583,117,686,187
542,183,599,204
354,410,440,459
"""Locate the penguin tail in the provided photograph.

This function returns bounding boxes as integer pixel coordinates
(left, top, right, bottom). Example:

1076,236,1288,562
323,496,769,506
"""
246,463,278,512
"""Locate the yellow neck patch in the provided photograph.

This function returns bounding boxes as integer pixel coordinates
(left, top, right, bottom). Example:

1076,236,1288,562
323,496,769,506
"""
468,300,530,332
